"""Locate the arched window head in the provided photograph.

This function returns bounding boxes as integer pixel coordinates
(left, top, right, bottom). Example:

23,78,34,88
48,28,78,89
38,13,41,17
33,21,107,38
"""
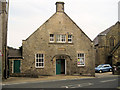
109,37,115,49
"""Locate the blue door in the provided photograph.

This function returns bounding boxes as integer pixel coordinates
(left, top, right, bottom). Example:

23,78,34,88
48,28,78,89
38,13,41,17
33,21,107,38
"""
56,59,61,75
14,60,21,73
56,59,65,75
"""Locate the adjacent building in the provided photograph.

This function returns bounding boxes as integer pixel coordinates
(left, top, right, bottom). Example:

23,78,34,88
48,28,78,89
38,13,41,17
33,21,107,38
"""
7,47,22,76
0,0,9,79
118,1,120,22
94,22,120,66
21,2,95,76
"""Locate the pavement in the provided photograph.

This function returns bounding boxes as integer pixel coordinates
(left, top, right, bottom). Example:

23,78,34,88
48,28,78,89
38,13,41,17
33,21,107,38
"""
95,72,115,77
2,72,119,86
2,75,94,85
117,87,120,89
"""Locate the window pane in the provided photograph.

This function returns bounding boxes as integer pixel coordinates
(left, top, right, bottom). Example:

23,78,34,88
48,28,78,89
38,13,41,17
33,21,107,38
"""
39,63,41,66
36,63,39,66
68,35,72,43
36,54,38,58
41,59,43,62
50,34,54,37
68,35,72,38
80,54,82,57
68,39,71,41
40,54,42,57
36,59,39,62
41,54,43,57
39,59,41,62
50,34,54,42
81,53,84,57
42,63,44,66
57,35,59,41
39,57,41,59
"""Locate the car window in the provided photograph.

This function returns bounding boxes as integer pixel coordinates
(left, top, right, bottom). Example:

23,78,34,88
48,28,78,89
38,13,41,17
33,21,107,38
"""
103,66,109,67
97,65,102,68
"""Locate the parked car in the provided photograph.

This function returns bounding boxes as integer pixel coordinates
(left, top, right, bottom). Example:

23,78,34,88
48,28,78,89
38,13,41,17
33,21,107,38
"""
112,62,120,75
95,64,112,73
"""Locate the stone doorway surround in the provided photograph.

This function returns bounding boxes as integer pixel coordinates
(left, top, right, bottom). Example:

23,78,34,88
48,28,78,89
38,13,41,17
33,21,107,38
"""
51,54,72,75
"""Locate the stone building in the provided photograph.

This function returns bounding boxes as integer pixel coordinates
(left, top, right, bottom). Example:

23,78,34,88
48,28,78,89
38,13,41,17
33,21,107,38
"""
0,0,9,79
93,22,120,66
7,47,22,76
21,2,95,76
118,1,120,22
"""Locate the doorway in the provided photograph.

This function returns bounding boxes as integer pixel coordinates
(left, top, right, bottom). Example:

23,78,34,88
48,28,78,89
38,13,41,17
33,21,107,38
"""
108,56,112,66
14,60,21,73
56,59,65,75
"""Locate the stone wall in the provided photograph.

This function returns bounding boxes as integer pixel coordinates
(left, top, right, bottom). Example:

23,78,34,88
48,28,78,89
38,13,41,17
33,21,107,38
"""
112,46,120,65
0,1,8,79
94,22,120,66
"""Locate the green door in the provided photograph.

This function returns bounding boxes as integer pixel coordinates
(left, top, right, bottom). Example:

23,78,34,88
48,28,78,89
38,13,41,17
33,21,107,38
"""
56,59,61,75
14,60,21,73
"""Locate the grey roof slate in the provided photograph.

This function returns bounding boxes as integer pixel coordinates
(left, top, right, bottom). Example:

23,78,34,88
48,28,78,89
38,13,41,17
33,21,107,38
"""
93,21,120,45
8,47,22,58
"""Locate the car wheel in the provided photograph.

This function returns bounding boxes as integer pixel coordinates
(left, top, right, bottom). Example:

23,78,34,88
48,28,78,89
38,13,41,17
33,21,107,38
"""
109,69,112,72
99,70,102,73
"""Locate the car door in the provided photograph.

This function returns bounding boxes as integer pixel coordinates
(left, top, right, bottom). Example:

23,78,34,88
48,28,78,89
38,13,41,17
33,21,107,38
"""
103,65,110,71
101,65,106,72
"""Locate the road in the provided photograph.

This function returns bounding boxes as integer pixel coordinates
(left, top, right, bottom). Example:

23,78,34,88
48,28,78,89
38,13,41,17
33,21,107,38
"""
2,75,119,89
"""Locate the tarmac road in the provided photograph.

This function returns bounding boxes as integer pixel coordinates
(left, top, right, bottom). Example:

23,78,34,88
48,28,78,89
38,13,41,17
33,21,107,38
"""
2,73,119,89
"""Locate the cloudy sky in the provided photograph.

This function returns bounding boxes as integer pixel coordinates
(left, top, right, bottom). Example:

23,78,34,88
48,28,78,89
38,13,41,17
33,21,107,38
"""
8,0,119,49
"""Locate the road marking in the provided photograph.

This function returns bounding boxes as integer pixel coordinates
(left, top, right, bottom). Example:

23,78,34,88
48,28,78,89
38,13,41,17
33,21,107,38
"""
61,86,68,88
77,83,93,87
96,75,119,78
60,79,66,80
2,82,29,86
100,79,116,83
78,84,81,87
2,84,5,85
61,82,93,88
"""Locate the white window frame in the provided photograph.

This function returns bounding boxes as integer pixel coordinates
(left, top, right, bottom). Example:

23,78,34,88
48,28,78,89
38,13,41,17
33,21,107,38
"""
77,53,85,66
49,34,54,42
35,54,44,68
68,35,72,43
56,34,66,43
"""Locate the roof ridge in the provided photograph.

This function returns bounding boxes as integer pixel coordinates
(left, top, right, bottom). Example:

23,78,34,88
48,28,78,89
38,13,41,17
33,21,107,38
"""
93,21,119,45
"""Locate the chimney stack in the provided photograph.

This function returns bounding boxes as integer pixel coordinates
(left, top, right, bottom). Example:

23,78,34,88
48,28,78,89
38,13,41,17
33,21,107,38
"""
118,1,120,22
55,2,64,12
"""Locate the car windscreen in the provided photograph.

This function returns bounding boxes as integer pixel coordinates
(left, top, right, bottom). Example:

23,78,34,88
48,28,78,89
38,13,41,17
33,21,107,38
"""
97,65,103,68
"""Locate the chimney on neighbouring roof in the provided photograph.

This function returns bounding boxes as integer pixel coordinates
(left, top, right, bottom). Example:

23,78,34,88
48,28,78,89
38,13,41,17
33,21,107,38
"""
118,1,120,22
55,2,64,12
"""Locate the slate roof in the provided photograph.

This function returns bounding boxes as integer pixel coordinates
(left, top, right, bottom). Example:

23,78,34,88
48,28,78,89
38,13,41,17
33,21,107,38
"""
8,47,22,59
93,21,120,45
